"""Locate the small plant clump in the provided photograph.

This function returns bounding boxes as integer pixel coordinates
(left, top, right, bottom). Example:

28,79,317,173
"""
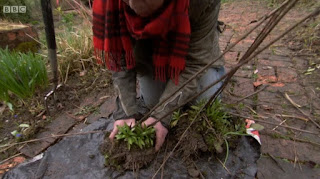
100,123,156,170
172,100,246,160
100,100,246,171
115,123,156,150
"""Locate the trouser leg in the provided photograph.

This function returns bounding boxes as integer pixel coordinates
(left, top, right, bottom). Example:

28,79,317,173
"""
133,39,167,109
196,66,225,102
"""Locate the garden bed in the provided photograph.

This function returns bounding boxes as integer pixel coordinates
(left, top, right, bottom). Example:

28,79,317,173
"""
0,22,39,52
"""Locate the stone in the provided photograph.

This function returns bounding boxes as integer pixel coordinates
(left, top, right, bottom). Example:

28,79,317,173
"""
258,59,293,68
231,77,254,97
257,156,320,179
260,134,320,164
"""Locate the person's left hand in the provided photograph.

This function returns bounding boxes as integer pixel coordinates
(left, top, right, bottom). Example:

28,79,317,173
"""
142,117,168,151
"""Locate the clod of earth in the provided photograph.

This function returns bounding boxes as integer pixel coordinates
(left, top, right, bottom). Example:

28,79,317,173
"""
100,100,247,173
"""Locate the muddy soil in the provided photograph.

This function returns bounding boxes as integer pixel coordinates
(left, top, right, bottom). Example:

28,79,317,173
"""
0,69,113,161
100,115,245,173
100,134,156,171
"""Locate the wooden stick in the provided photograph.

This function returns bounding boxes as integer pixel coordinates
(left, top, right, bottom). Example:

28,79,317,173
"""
0,130,107,149
0,153,22,165
275,114,308,122
149,0,320,128
138,0,293,123
236,85,269,103
216,157,231,175
229,112,319,135
283,92,320,129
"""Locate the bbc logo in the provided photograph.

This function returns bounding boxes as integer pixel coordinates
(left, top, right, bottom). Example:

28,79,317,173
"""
3,6,27,13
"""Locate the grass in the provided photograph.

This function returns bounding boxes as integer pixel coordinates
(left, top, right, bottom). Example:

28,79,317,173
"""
41,21,95,83
0,48,48,104
0,0,41,23
172,100,247,156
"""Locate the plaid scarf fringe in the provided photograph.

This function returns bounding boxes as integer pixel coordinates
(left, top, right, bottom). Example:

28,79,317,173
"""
93,0,190,84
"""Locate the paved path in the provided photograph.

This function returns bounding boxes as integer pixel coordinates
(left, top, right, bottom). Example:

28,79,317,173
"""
219,1,320,178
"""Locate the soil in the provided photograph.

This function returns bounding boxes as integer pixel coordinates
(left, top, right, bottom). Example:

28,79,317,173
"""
0,68,113,161
0,5,114,163
100,134,156,171
99,114,245,173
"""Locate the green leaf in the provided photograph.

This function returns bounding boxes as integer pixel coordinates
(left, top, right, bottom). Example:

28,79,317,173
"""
116,134,125,140
250,123,265,131
307,67,315,72
128,138,133,145
11,130,19,136
6,102,13,111
19,124,30,128
170,119,179,127
140,139,145,146
214,142,223,153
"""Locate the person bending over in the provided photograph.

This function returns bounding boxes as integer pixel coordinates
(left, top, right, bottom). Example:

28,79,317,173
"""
92,0,225,151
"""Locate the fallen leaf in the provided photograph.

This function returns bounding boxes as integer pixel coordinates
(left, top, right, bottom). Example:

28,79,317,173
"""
19,124,30,128
80,70,87,77
261,105,273,110
251,123,265,131
99,96,110,100
13,156,25,163
253,81,263,87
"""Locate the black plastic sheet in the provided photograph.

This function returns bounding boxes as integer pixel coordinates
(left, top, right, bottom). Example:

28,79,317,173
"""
3,118,260,179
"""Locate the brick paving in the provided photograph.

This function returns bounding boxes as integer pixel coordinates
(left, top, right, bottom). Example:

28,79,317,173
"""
219,1,320,178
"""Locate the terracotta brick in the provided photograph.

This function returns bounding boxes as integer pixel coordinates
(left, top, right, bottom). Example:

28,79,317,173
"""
7,32,16,41
259,59,293,68
277,67,298,83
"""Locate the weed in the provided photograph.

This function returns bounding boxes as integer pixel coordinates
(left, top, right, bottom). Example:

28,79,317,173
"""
54,7,76,31
173,100,246,160
115,123,155,150
0,48,48,104
171,109,188,128
0,0,41,23
53,23,95,83
74,105,99,116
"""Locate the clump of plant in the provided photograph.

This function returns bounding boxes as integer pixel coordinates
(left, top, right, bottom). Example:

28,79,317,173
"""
0,0,41,23
0,48,48,105
54,23,95,83
100,123,156,170
172,99,246,162
115,123,156,150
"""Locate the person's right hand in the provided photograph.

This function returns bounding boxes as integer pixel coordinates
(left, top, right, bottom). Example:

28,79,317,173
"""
109,118,136,141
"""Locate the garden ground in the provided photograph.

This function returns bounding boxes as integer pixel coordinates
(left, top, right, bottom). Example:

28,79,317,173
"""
1,0,320,178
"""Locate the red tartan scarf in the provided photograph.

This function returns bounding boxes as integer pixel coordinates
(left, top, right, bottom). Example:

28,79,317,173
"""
92,0,191,84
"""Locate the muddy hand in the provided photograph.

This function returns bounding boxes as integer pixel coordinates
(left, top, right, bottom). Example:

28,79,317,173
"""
142,117,168,151
109,118,136,141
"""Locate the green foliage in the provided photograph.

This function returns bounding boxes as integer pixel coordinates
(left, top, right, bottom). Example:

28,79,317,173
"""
171,100,247,157
54,23,95,83
0,48,48,103
14,41,40,53
115,123,156,150
0,0,41,23
171,109,188,128
54,7,76,31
